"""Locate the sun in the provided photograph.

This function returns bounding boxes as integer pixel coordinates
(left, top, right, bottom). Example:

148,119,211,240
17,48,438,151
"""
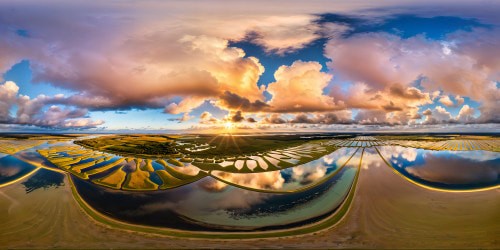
224,121,234,130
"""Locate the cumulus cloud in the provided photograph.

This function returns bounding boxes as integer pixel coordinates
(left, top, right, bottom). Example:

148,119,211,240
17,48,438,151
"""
216,91,269,112
261,114,287,124
241,15,322,55
325,28,500,126
439,95,454,107
0,81,104,129
0,81,18,122
230,111,245,123
456,104,476,123
168,113,193,123
291,111,352,124
331,82,432,112
455,95,465,106
0,1,498,129
164,97,207,115
246,117,257,123
200,111,211,120
267,61,339,112
325,32,499,100
423,106,454,124
0,6,267,112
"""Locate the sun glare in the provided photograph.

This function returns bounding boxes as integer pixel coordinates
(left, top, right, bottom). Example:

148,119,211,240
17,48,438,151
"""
224,122,234,130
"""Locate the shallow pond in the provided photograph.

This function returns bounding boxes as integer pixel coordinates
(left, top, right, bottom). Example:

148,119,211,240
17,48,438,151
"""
73,155,359,231
2,138,499,234
377,146,500,190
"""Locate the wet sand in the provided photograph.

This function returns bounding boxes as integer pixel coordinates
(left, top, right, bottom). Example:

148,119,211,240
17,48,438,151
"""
0,155,498,249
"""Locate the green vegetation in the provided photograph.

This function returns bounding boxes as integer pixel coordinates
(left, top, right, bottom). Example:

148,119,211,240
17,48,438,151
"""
66,149,363,239
154,170,204,189
33,134,500,194
155,170,184,189
75,134,178,157
176,134,325,158
71,161,97,173
191,140,339,174
122,160,158,191
86,158,125,175
0,140,44,154
92,166,127,189
156,160,202,179
167,158,183,167
141,159,155,172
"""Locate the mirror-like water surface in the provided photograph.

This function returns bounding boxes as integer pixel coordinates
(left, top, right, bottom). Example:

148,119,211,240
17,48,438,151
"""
1,136,498,236
378,146,500,190
73,148,361,231
0,155,38,185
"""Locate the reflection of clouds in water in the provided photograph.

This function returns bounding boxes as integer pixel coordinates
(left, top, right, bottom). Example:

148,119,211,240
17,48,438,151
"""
359,151,383,169
323,155,334,165
131,181,268,216
175,163,201,175
122,160,136,172
380,146,418,163
123,200,180,216
209,189,267,210
445,150,500,162
323,147,352,165
335,155,352,167
0,166,21,177
407,154,499,185
292,165,326,184
198,177,228,192
209,171,285,190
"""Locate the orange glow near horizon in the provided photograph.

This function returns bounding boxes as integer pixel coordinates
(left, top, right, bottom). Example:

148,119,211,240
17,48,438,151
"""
224,121,235,130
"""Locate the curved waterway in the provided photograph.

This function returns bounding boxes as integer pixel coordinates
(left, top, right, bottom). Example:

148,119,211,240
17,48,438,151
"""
72,148,362,231
2,138,498,234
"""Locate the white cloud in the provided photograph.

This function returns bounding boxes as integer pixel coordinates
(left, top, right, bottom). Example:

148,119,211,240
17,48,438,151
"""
439,95,454,107
267,61,338,112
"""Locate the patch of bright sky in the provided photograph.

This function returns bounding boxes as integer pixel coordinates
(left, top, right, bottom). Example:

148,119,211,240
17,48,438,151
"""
232,14,490,103
89,109,191,130
2,14,493,132
230,38,331,101
2,60,76,97
333,14,491,39
419,96,481,117
190,100,228,118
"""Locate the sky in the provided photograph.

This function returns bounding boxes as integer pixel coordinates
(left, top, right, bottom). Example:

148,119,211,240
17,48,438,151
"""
0,0,499,133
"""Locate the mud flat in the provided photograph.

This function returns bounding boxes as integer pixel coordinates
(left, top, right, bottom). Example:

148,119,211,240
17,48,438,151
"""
332,148,500,249
0,145,498,249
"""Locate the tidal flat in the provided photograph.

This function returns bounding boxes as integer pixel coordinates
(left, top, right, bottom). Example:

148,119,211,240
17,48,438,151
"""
0,133,498,248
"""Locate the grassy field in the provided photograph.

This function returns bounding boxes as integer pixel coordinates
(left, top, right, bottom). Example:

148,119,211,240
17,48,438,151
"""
92,166,127,189
74,134,332,159
122,159,159,191
36,134,500,192
0,140,44,154
176,134,325,158
74,134,178,157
